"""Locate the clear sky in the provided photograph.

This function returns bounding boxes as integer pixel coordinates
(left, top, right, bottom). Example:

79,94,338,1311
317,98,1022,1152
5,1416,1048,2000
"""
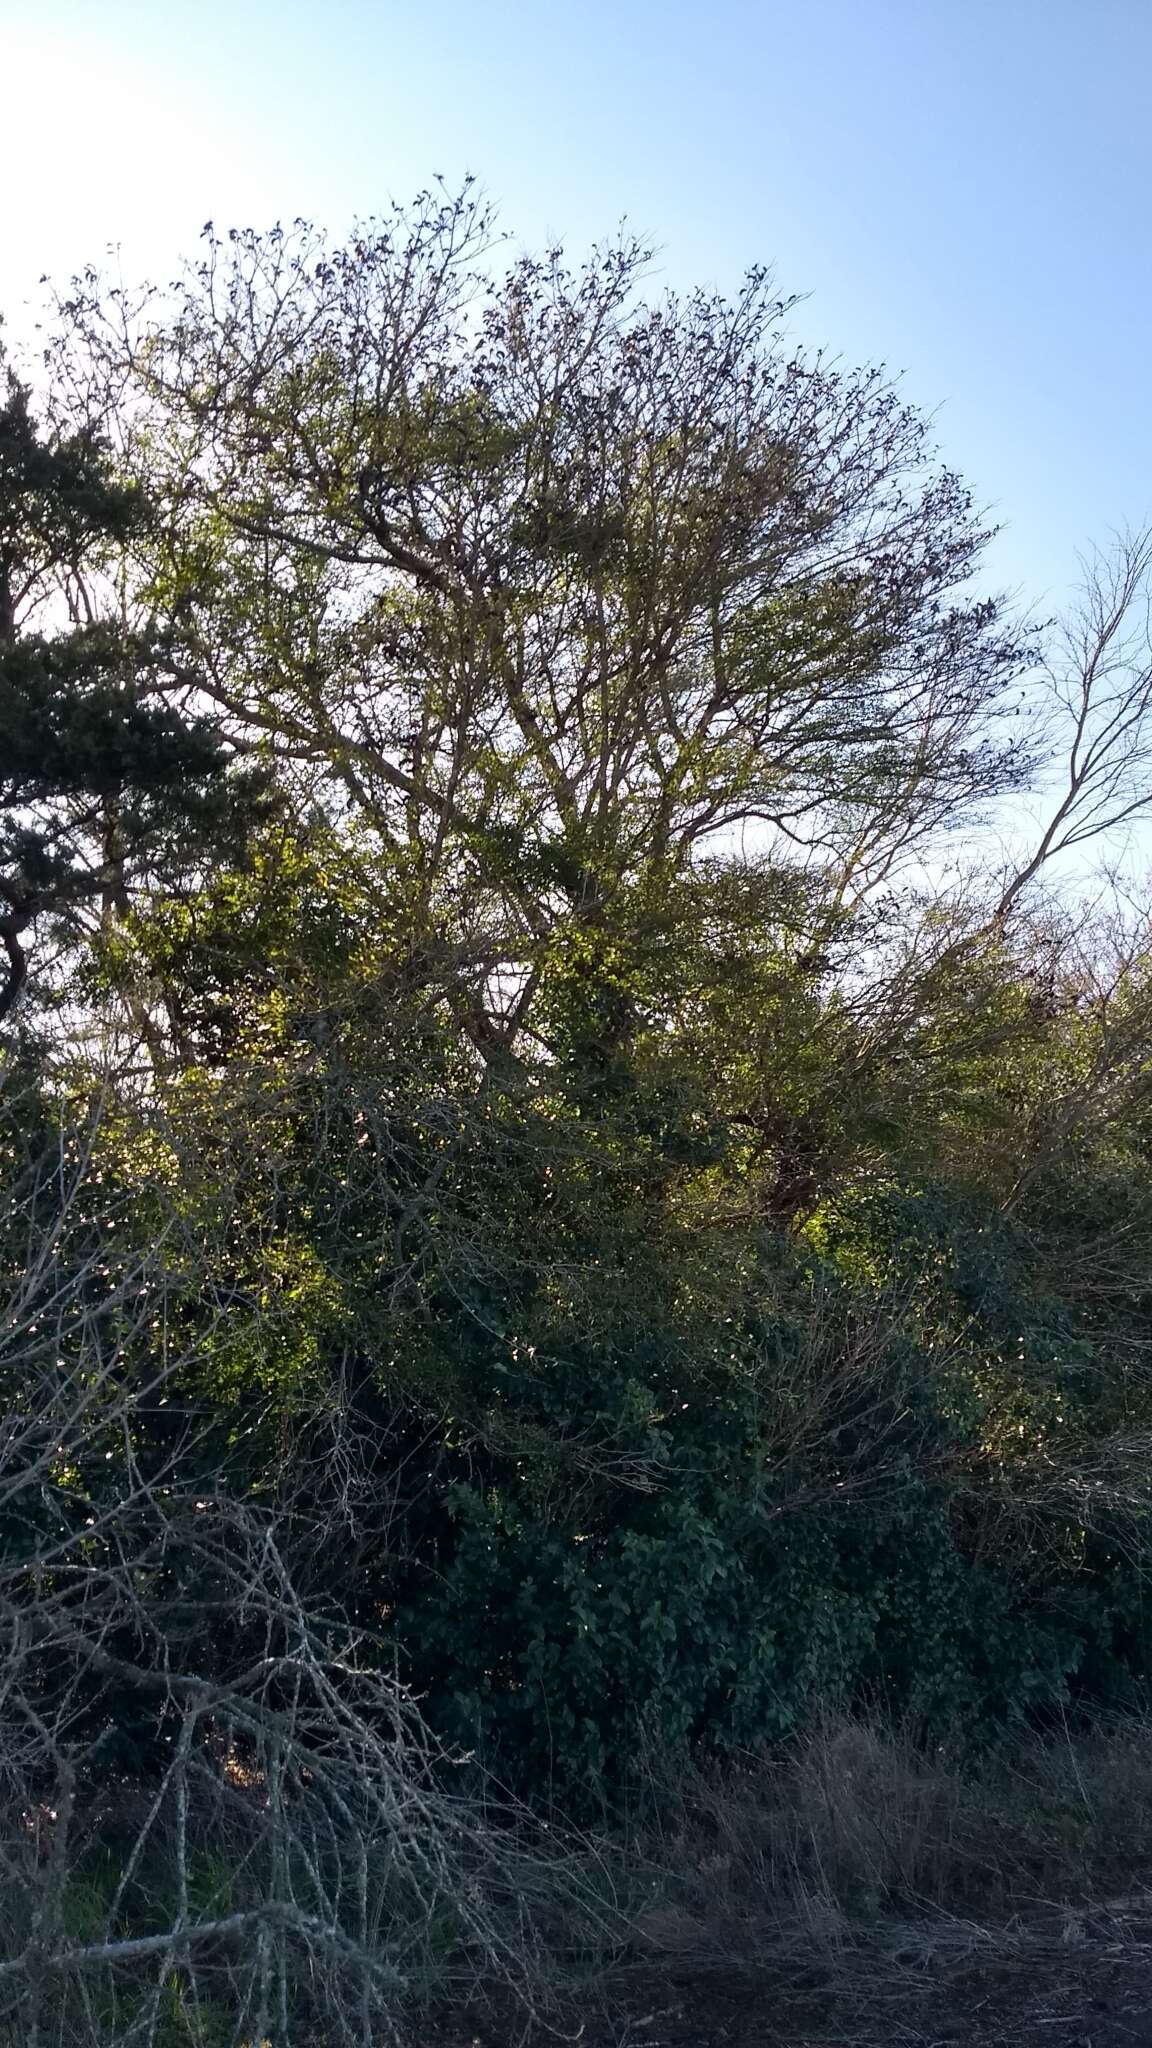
1,0,1148,616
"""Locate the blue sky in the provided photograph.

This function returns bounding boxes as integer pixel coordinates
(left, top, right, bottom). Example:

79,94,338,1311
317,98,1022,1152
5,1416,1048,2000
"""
1,0,1148,616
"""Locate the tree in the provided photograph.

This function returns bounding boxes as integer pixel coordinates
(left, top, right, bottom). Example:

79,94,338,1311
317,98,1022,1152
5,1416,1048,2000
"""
60,191,1032,1081
998,526,1152,918
0,360,265,1028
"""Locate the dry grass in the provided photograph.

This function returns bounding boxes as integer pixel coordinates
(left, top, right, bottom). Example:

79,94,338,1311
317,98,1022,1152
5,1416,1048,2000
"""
609,1710,1152,1982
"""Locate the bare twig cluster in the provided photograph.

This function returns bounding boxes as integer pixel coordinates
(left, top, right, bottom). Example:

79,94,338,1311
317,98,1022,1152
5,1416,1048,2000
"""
0,1101,580,2046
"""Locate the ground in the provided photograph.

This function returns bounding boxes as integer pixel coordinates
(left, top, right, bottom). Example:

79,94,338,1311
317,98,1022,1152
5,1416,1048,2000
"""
435,1894,1152,2048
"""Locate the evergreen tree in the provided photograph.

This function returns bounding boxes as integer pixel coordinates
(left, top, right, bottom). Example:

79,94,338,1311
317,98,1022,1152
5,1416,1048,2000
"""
0,363,265,1024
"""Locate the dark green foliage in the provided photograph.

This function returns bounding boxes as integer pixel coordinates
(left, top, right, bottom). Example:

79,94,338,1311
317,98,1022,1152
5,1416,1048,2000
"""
0,367,268,1023
363,1260,1102,1801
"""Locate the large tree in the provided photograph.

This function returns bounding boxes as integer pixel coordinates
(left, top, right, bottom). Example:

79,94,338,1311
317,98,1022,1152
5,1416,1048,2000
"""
61,191,1032,1075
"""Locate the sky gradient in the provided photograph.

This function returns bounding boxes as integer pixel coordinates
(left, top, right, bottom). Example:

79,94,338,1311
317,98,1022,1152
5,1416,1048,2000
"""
1,0,1148,618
